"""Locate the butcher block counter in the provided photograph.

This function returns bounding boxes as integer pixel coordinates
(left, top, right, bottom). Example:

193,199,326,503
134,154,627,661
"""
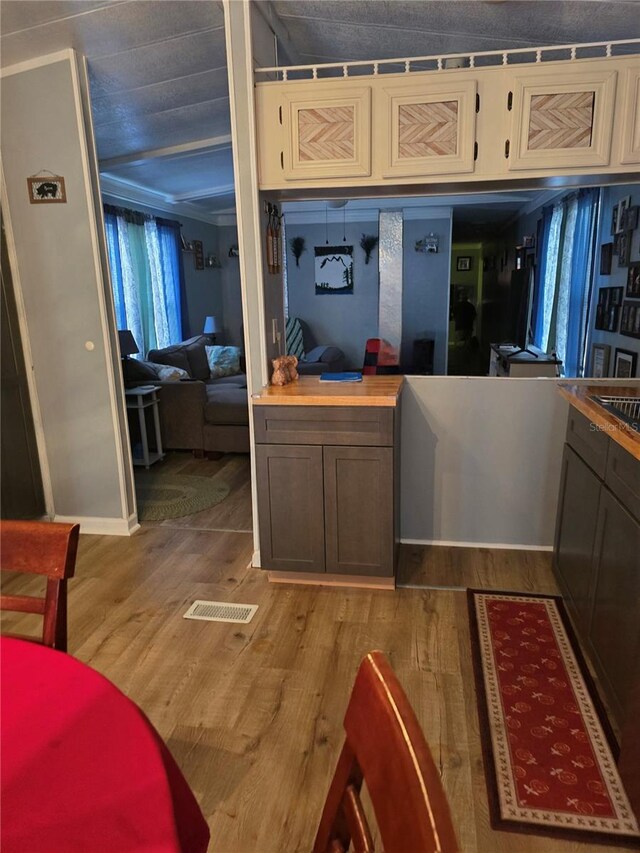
558,383,640,461
252,376,403,588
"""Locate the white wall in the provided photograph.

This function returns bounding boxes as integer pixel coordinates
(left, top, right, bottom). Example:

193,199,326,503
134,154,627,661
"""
1,52,135,534
401,376,567,548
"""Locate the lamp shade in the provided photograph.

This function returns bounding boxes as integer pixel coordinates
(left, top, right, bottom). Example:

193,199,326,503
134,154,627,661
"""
118,329,139,357
203,315,219,335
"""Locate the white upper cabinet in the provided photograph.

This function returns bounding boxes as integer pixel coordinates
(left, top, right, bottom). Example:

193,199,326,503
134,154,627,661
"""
255,48,640,189
280,85,372,180
380,79,477,177
620,66,640,166
506,68,617,171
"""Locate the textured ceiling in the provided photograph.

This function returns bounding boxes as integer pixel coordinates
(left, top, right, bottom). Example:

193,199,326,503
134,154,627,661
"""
1,1,638,223
273,1,640,64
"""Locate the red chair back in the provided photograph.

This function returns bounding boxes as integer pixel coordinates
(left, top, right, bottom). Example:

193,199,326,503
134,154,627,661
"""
1,520,79,651
362,338,399,375
314,650,459,853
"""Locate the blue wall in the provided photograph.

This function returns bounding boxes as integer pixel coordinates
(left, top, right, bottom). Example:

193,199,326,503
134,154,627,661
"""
589,184,640,377
285,219,380,369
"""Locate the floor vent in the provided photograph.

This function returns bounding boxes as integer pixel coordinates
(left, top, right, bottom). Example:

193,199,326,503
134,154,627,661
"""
183,600,258,624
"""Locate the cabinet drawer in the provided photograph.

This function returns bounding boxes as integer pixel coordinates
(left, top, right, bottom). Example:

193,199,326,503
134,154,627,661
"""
566,408,609,478
253,406,393,446
606,441,640,520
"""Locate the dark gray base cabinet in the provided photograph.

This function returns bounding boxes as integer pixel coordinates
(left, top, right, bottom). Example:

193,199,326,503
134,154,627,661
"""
553,408,640,727
254,405,398,578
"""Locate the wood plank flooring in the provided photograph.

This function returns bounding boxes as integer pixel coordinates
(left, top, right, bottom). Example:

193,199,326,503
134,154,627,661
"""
2,530,635,852
138,451,253,532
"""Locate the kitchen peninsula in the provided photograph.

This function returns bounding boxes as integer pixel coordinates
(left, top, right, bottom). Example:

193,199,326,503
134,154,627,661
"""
252,376,403,588
554,384,640,813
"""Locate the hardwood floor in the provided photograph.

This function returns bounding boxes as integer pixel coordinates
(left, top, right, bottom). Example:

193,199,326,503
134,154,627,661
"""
137,451,253,532
398,544,558,594
2,533,635,852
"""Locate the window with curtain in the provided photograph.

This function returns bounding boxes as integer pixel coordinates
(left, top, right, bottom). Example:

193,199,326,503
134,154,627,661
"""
104,204,186,356
533,188,599,377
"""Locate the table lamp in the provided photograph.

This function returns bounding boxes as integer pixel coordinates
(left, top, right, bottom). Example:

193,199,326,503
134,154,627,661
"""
203,315,219,343
118,330,139,359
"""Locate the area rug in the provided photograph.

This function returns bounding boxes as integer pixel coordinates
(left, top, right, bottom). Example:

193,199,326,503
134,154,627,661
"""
135,472,230,521
467,590,639,845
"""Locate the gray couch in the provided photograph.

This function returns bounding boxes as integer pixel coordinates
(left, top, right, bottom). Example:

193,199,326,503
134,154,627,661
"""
124,335,249,455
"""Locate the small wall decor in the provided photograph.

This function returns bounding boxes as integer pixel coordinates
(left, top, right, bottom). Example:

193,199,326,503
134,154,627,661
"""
192,239,204,270
595,286,623,332
627,264,640,298
289,236,306,267
618,230,632,267
613,347,638,378
620,301,640,338
315,245,353,295
599,242,613,275
27,174,66,204
457,256,472,272
617,195,631,234
415,233,439,254
622,204,639,231
265,202,281,274
590,343,611,378
611,203,619,236
360,233,379,263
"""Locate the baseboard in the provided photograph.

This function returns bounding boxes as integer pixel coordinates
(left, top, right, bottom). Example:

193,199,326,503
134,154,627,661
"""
400,538,554,552
268,570,395,590
53,514,139,536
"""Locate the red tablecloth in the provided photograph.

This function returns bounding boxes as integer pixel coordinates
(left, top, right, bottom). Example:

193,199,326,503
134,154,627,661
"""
1,638,210,852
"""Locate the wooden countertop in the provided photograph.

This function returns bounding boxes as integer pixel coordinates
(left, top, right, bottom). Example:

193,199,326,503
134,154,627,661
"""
252,375,404,407
558,384,640,461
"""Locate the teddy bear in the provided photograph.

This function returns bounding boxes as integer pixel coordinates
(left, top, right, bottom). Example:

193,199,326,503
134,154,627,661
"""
271,354,299,386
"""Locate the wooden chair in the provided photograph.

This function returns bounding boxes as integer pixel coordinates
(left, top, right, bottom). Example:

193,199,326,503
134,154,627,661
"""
0,520,79,651
314,651,459,853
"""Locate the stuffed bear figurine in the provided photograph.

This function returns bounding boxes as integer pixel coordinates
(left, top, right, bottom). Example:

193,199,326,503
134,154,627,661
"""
271,354,298,386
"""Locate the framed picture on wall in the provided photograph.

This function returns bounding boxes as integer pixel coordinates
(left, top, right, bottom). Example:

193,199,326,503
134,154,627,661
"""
590,344,611,378
620,301,640,338
457,256,472,272
611,203,619,236
627,264,640,298
618,230,632,267
617,196,631,234
600,242,613,275
613,347,638,378
623,205,639,231
595,287,622,331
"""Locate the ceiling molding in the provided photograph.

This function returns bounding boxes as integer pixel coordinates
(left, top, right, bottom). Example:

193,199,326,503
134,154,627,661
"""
98,134,232,170
171,184,236,202
99,174,220,225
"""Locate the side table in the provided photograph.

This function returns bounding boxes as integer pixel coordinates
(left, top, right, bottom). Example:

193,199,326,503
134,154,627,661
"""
125,386,164,468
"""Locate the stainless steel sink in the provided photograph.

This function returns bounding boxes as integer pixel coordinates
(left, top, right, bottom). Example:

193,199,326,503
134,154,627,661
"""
591,395,640,432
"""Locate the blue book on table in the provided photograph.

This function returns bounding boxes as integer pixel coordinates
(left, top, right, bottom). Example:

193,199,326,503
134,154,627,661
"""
319,372,363,382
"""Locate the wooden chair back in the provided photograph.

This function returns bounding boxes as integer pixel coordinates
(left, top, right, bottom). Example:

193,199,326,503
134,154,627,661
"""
0,520,79,651
314,651,459,853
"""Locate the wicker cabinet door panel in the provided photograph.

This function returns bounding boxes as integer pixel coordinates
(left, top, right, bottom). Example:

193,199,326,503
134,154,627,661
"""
381,78,477,177
282,86,371,180
508,69,617,170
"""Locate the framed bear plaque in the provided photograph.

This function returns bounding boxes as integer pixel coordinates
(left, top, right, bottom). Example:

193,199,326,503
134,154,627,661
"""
27,175,66,204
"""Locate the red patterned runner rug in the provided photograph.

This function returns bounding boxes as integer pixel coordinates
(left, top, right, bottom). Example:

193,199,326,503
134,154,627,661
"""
468,590,640,844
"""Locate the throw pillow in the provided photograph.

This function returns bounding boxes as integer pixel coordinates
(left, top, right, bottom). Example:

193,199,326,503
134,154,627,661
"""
150,363,190,381
205,345,241,379
122,358,159,385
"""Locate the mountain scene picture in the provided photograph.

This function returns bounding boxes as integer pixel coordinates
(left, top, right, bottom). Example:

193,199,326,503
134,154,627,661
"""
315,245,354,294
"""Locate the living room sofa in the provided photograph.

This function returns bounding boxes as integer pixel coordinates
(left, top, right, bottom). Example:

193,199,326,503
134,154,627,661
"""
124,335,249,455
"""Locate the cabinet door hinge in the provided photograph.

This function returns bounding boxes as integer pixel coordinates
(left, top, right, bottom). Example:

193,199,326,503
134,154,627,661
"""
476,93,480,113
507,91,513,111
504,139,510,158
279,105,283,125
474,141,478,161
